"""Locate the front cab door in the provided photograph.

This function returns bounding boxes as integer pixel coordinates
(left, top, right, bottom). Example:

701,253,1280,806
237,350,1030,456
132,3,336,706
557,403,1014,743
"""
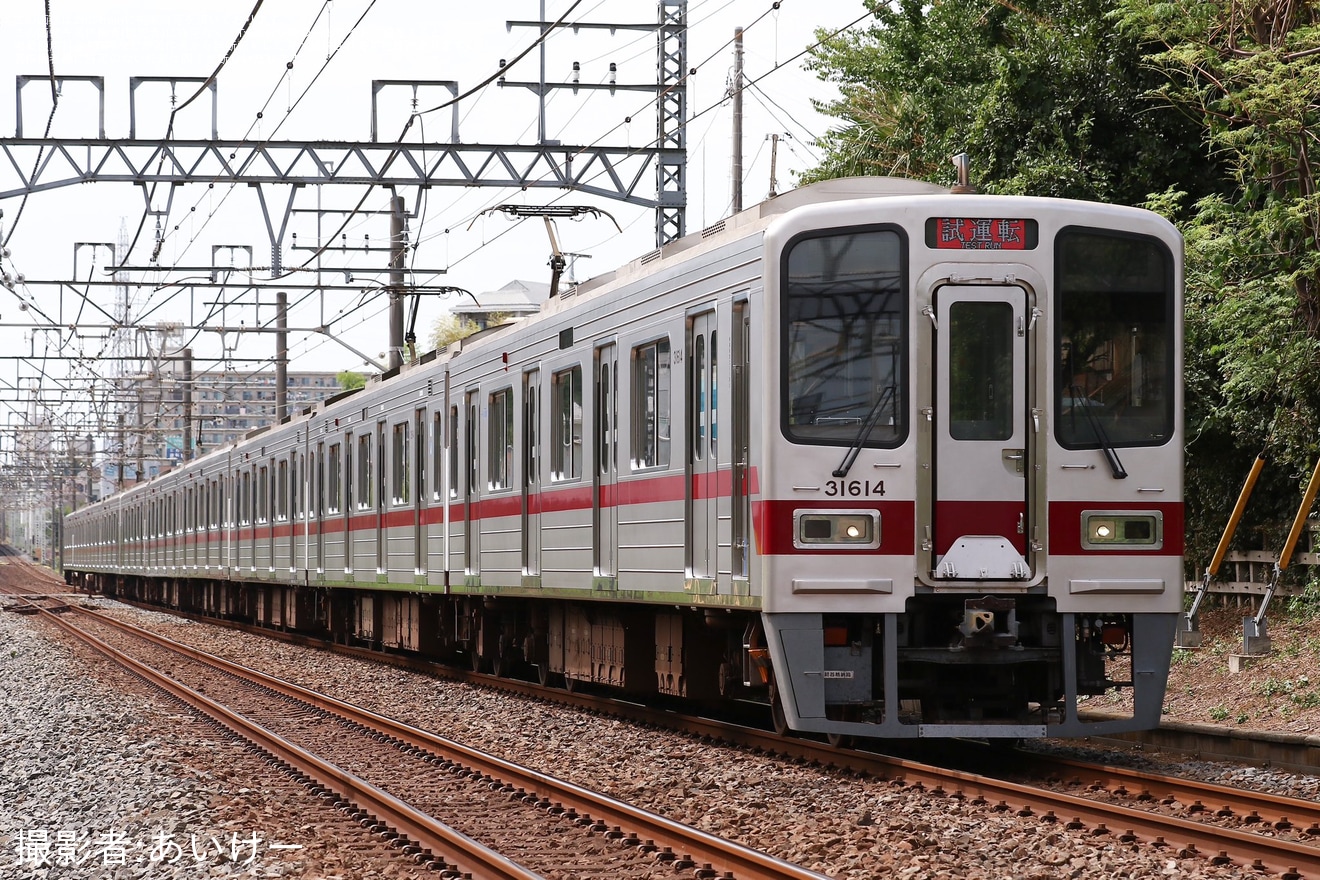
932,285,1032,580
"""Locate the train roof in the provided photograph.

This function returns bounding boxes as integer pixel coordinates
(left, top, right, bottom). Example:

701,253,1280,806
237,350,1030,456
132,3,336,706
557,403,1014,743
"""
571,176,947,299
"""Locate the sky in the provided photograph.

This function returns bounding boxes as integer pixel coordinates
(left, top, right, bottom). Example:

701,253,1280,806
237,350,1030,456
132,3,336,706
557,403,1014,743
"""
0,0,865,443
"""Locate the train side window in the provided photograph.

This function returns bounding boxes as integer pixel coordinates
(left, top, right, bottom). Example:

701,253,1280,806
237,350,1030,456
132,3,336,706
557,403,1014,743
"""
694,334,706,460
449,406,460,499
292,455,301,520
328,442,342,513
240,470,251,525
259,465,270,524
434,410,446,501
415,409,427,506
277,460,289,521
711,331,718,460
392,421,410,504
551,365,582,481
632,340,671,469
345,435,355,510
1055,228,1174,448
357,433,373,509
598,357,613,476
466,396,478,499
488,388,514,490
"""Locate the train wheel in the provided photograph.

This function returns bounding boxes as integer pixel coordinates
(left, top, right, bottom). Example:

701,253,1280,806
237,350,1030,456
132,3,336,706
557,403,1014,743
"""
826,731,855,749
769,678,791,737
825,706,857,749
469,649,488,674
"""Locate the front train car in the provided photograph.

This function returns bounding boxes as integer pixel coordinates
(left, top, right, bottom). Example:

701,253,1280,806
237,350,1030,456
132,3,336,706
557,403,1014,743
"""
759,187,1183,739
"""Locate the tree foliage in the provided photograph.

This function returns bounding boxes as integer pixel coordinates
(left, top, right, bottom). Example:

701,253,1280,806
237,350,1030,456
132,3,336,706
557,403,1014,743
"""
428,311,515,351
803,0,1222,206
336,370,366,391
1119,0,1320,563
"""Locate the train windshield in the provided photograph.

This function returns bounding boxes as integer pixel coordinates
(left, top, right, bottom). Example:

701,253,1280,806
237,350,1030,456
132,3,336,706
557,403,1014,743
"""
1055,228,1175,448
782,228,906,448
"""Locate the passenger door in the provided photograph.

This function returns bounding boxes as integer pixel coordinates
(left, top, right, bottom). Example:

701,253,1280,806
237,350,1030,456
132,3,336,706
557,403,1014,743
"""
522,370,541,579
686,310,717,585
593,344,617,583
933,285,1031,579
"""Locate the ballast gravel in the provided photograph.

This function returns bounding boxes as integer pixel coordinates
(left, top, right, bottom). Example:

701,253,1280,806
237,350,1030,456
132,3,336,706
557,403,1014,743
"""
7,593,1318,879
0,606,435,879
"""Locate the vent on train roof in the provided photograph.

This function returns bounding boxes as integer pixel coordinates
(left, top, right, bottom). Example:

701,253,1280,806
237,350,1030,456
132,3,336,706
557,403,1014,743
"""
701,220,726,238
640,249,662,265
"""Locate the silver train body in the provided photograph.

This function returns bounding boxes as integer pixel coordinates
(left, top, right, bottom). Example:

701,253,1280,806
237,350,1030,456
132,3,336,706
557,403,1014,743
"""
64,177,1184,739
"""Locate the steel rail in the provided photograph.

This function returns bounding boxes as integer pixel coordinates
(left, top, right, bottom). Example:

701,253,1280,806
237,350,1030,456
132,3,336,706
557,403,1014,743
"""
75,605,832,880
1021,750,1320,831
82,596,1320,878
25,601,542,880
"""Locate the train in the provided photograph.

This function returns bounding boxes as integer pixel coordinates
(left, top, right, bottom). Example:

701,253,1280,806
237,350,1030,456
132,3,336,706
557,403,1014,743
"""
62,173,1184,740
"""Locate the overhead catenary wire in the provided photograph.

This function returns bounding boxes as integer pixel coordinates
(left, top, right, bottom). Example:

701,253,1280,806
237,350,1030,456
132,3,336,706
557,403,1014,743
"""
4,2,859,457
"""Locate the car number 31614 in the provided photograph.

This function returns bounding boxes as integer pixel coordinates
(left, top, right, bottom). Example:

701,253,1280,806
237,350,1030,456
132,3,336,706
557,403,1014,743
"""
823,479,885,498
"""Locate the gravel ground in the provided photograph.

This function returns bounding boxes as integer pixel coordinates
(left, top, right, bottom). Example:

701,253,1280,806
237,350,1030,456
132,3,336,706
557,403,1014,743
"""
7,594,1305,880
0,605,438,880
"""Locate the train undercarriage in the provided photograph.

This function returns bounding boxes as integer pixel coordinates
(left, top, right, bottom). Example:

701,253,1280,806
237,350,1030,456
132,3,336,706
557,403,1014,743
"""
65,570,1172,739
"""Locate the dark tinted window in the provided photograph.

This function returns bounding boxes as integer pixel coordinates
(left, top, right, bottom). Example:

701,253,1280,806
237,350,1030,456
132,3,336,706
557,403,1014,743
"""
782,229,906,447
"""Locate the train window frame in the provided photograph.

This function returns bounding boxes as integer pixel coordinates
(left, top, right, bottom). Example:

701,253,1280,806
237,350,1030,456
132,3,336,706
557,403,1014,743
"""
414,408,427,509
392,420,411,505
631,337,671,471
292,453,301,521
327,442,342,514
488,386,514,491
257,465,269,524
449,405,461,500
780,224,910,450
433,409,446,502
1054,226,1176,451
344,433,355,510
276,459,289,522
356,433,373,510
551,364,583,482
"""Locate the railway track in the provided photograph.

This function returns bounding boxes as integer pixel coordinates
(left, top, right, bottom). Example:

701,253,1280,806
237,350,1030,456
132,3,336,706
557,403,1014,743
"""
74,595,1320,879
7,555,1319,878
5,585,830,880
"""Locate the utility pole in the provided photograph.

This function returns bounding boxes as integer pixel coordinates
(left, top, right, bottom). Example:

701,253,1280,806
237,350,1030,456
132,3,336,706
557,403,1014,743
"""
275,294,288,421
730,26,744,214
135,386,144,482
389,195,407,372
182,347,194,461
767,133,788,198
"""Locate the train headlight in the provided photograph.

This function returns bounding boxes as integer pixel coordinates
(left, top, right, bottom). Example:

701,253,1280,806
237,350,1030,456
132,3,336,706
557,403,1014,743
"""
794,511,881,549
1081,511,1162,550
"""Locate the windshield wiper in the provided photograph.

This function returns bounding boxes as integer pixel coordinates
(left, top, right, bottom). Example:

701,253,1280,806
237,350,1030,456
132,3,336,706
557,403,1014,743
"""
832,385,896,478
1069,385,1126,479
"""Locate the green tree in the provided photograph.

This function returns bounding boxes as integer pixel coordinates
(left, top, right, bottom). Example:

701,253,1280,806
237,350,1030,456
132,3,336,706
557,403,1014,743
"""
1121,0,1320,563
804,0,1221,206
336,370,366,391
429,312,511,350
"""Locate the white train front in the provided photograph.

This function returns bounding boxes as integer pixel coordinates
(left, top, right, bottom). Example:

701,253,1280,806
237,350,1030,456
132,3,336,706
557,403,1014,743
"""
63,176,1185,740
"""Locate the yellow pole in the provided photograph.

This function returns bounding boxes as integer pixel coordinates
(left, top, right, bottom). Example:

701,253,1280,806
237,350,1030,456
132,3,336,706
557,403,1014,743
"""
1206,451,1267,577
1278,457,1320,571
